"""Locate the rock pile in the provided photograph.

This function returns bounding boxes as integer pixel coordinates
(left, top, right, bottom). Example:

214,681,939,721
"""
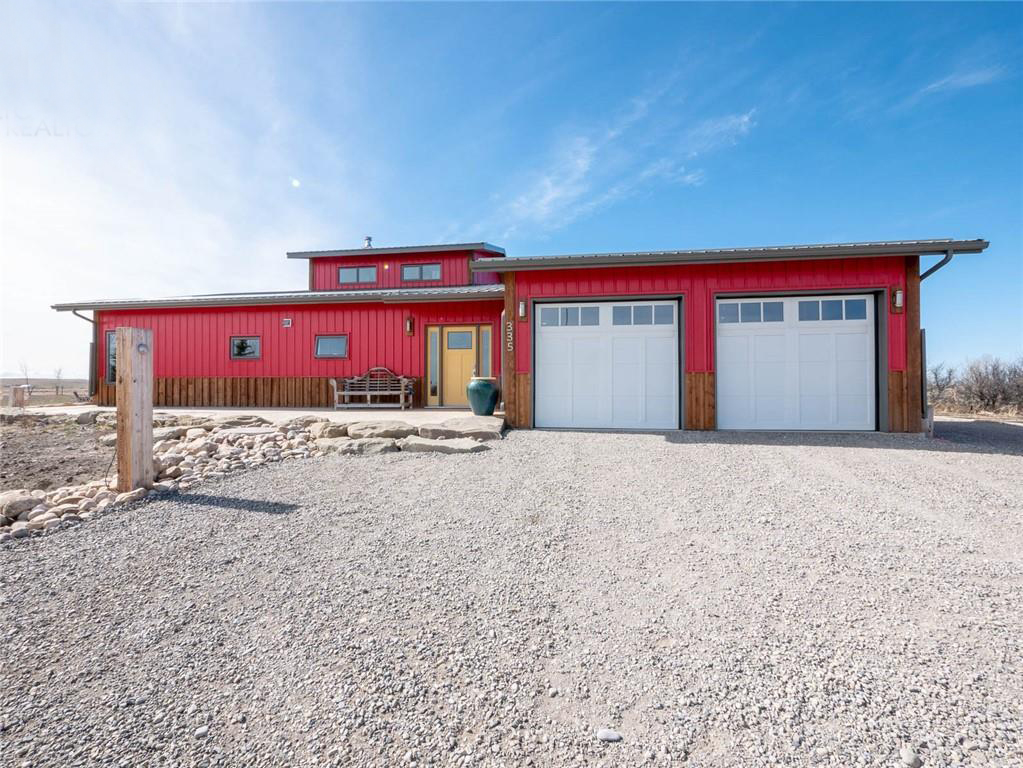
0,413,502,544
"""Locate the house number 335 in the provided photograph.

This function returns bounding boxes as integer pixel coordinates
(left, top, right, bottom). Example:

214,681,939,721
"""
505,321,514,352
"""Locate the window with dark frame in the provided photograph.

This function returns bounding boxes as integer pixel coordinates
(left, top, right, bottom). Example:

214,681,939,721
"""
338,266,377,284
105,330,116,383
401,263,441,281
314,335,349,358
230,336,261,359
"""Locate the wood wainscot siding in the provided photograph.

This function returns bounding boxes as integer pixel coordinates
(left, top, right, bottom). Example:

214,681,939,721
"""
96,376,426,409
684,372,715,430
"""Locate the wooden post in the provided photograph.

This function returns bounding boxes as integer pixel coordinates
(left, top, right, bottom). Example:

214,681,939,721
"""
115,327,154,492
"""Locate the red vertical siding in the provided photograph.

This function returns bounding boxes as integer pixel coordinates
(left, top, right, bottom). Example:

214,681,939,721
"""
309,250,475,291
511,256,908,374
97,300,503,381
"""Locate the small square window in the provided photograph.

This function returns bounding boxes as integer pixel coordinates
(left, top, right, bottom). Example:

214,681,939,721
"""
580,306,599,326
447,331,473,350
654,305,674,325
718,303,739,324
612,306,632,325
844,299,867,320
798,301,820,321
740,303,762,323
401,264,419,281
561,307,579,326
230,336,260,359
763,301,784,322
315,335,348,358
540,307,560,327
422,263,441,281
822,299,843,321
633,305,653,325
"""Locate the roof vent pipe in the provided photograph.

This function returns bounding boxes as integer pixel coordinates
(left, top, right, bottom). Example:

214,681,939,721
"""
920,249,953,281
363,235,373,248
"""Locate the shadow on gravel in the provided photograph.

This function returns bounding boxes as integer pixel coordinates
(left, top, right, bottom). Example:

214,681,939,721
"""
170,493,300,515
654,419,1023,457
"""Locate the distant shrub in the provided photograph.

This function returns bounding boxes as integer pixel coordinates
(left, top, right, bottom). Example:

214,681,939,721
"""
929,356,1023,414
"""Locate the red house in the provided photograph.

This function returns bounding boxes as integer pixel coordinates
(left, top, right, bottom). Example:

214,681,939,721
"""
53,237,988,433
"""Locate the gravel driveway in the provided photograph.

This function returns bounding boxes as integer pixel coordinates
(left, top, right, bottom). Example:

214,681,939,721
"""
2,419,1021,767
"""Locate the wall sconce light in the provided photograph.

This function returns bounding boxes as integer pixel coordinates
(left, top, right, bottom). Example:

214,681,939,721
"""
517,300,527,320
892,289,904,311
405,316,414,336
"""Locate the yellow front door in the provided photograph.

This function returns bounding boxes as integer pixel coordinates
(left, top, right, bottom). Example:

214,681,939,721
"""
441,326,477,406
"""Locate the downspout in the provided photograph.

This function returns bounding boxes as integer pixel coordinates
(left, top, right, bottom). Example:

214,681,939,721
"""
917,249,953,430
920,249,953,281
71,309,99,397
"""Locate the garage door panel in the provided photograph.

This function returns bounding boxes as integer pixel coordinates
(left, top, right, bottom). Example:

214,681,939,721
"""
536,301,679,429
836,360,869,395
799,361,831,396
755,396,786,424
754,360,786,397
799,334,831,362
835,332,869,362
717,295,875,431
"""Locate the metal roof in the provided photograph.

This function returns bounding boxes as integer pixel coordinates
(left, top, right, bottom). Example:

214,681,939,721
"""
51,284,504,312
287,242,506,259
469,238,989,272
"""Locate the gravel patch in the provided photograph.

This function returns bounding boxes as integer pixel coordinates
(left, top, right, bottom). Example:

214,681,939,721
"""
1,420,1020,766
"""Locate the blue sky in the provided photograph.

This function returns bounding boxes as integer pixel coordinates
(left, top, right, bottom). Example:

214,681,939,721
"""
1,2,1020,377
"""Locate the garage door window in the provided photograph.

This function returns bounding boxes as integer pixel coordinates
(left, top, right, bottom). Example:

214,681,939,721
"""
720,301,782,323
541,306,601,327
540,307,559,326
799,299,869,322
654,305,673,324
763,301,784,322
633,305,653,325
740,303,761,323
798,301,820,321
844,299,867,319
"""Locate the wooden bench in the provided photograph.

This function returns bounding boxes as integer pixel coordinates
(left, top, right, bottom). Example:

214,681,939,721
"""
329,367,414,410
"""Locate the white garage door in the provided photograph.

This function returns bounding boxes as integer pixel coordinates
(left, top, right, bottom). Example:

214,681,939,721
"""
716,295,876,430
535,301,679,429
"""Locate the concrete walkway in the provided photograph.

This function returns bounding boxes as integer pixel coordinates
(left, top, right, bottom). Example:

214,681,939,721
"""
22,403,501,427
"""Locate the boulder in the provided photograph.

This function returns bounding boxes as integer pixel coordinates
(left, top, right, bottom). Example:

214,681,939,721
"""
314,437,352,453
418,416,504,441
214,415,271,428
185,427,208,440
152,426,187,442
0,490,38,519
284,415,323,429
184,439,217,456
114,488,148,505
11,521,32,539
217,427,279,439
309,421,348,439
340,437,399,455
397,436,490,454
346,421,417,440
99,433,118,447
75,409,103,425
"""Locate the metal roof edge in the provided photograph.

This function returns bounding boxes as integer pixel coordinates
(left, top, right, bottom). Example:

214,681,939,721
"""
51,284,505,312
469,239,990,272
287,242,506,259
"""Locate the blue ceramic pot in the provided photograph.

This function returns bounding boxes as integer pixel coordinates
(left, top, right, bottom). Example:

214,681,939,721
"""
466,376,499,416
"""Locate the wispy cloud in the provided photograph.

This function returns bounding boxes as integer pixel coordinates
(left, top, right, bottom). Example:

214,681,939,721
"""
488,86,755,238
919,66,1005,96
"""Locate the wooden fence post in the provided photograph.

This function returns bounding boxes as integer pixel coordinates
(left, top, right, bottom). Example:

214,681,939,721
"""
116,327,154,492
